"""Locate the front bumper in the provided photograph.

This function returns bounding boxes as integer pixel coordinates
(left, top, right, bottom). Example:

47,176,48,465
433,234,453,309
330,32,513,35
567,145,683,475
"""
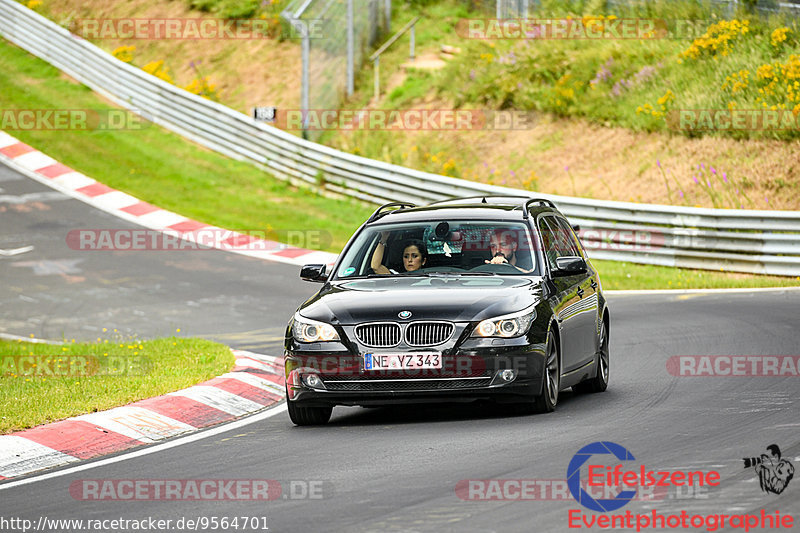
284,342,547,407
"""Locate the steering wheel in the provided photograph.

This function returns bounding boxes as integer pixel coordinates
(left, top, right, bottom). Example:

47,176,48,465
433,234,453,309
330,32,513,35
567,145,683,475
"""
469,262,521,274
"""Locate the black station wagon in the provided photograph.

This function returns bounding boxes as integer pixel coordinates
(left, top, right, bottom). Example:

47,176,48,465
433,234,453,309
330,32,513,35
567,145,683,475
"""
284,196,610,425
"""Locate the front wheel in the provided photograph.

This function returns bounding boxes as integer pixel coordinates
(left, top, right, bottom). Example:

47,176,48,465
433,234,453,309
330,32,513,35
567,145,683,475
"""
287,399,332,426
573,318,609,394
515,331,560,415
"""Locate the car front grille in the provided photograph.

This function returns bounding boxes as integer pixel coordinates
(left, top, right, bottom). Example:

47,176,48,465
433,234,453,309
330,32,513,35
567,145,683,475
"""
354,321,455,347
406,322,454,346
355,323,401,347
321,377,492,392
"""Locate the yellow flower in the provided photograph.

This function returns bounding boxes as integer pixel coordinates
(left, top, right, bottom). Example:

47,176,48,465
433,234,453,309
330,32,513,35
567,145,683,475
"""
679,19,749,61
112,45,135,64
657,89,674,107
756,64,774,80
142,60,173,84
771,27,790,47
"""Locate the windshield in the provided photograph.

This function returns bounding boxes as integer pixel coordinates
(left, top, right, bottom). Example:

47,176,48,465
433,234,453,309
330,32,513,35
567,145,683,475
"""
333,220,540,279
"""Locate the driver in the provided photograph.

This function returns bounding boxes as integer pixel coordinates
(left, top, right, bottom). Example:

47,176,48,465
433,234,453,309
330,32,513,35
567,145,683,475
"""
371,233,428,274
485,229,531,273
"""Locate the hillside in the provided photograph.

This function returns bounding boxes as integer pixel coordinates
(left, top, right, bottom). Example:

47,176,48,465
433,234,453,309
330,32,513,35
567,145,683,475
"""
22,0,800,209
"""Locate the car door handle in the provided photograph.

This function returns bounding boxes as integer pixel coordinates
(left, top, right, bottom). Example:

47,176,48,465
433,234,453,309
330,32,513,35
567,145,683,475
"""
577,287,584,298
590,279,597,290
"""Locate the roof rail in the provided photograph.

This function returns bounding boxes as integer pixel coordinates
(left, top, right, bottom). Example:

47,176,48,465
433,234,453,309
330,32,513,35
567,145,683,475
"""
429,195,535,206
428,195,558,219
366,201,417,223
523,198,557,219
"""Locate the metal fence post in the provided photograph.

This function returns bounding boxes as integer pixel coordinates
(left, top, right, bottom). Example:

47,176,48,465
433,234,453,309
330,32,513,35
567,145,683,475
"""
373,57,380,100
409,23,415,60
347,0,354,96
385,0,391,31
301,21,310,138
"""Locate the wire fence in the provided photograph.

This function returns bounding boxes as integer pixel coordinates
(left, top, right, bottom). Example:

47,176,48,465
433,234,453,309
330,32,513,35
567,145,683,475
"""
282,0,390,139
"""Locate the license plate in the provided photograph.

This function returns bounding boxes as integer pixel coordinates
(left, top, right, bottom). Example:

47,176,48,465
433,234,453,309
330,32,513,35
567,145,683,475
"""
364,353,442,370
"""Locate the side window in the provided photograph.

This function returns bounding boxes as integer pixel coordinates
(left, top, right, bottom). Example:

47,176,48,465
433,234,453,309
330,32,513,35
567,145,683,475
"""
537,217,559,270
553,217,584,259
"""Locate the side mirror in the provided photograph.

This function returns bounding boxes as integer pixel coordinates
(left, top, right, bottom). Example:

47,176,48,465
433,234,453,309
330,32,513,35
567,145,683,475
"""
552,256,587,277
300,264,328,282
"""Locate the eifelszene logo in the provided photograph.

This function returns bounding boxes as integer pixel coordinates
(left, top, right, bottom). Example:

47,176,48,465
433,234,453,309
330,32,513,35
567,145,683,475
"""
567,441,722,512
743,444,795,495
567,441,638,512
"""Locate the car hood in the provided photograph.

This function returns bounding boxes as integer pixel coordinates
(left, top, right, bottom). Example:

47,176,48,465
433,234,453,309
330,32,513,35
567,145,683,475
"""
298,276,544,324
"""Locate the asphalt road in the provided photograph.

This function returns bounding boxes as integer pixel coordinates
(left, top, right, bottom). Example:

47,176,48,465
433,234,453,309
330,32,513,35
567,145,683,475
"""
1,163,799,532
0,162,313,352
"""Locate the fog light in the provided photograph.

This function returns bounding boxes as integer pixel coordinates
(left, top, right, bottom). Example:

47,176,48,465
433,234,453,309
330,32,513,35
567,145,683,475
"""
499,369,517,382
303,373,324,389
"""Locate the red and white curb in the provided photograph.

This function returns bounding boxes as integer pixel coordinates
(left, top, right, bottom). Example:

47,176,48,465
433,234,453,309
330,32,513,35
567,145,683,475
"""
0,349,283,480
0,131,337,267
0,132,320,481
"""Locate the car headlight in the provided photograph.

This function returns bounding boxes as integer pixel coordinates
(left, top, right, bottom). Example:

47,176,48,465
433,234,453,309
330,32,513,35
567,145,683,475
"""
471,306,536,338
292,314,340,343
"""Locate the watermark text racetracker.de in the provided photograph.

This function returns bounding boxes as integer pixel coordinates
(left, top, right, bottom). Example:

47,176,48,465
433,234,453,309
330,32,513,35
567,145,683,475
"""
2,355,150,377
268,109,540,131
667,355,800,377
456,478,688,501
68,478,330,501
67,229,331,251
668,109,800,132
69,18,324,40
0,109,147,131
456,18,712,40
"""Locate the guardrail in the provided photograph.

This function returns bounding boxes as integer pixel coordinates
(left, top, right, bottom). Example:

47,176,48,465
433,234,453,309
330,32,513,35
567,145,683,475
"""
2,0,800,276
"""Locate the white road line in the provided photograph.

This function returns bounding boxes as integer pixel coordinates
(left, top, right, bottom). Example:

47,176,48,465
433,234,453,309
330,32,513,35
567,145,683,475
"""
0,246,34,257
0,404,287,491
606,286,800,296
0,333,61,344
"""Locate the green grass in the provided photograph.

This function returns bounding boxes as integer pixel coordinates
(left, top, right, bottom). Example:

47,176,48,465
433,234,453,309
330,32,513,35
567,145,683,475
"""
322,0,800,175
0,337,233,433
0,39,374,253
434,0,800,140
1,35,796,290
594,259,799,290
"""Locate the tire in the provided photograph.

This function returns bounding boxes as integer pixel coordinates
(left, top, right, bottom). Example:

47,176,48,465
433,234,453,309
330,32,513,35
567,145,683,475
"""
287,400,333,426
573,318,609,394
515,330,560,415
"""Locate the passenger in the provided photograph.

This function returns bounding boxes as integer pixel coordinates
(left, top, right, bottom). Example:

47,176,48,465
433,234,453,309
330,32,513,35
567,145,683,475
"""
371,233,428,274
